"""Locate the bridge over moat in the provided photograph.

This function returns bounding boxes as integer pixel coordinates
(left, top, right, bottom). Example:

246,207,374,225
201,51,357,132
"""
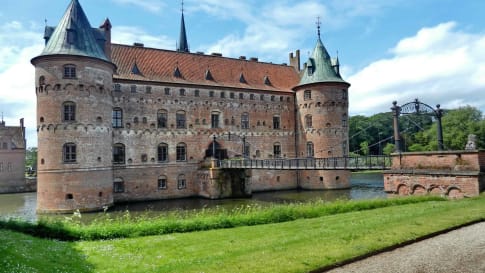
215,155,391,171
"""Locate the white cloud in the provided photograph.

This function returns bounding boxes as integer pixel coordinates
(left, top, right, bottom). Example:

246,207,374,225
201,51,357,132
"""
348,22,485,116
111,0,165,13
0,21,42,147
112,26,174,49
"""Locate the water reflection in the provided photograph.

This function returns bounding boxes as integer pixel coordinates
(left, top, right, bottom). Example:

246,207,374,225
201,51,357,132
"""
0,172,384,222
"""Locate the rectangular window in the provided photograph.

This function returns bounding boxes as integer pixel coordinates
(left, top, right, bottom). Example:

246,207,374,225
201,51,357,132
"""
230,92,235,99
273,144,281,158
220,92,225,98
260,94,264,101
63,143,76,163
158,178,167,189
209,91,214,97
177,178,186,189
164,88,170,95
273,116,280,129
63,65,76,79
146,86,152,94
176,113,186,129
63,103,76,122
211,113,219,128
113,181,124,193
114,84,121,92
271,95,275,101
157,112,167,128
112,109,123,128
304,90,312,100
194,90,200,97
241,114,249,129
180,89,186,96
130,85,137,93
158,145,168,162
239,93,244,99
250,94,255,100
176,145,186,161
113,145,125,164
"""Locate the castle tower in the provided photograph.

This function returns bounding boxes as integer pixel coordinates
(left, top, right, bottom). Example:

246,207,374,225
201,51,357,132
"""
31,0,116,213
293,27,351,189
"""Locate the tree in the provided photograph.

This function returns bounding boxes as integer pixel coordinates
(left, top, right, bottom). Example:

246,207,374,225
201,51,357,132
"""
26,147,37,170
359,141,369,156
383,143,395,155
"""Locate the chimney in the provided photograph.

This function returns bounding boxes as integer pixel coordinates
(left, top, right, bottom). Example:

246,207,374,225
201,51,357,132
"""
289,49,300,71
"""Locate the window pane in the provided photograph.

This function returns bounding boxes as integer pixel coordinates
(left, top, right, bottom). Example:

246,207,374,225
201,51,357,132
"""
158,144,168,162
211,114,219,128
176,144,186,161
273,116,280,129
176,113,186,128
113,144,125,164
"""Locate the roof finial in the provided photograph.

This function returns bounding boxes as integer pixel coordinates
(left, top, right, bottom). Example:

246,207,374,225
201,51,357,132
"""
316,16,321,39
181,0,184,13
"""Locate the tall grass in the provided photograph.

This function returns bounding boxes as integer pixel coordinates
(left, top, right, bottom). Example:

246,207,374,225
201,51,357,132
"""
0,196,445,241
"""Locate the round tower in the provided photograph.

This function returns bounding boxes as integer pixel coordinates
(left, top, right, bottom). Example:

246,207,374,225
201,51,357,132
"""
294,37,351,190
31,0,116,213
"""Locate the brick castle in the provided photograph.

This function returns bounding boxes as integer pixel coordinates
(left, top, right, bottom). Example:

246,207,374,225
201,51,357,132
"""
31,0,351,213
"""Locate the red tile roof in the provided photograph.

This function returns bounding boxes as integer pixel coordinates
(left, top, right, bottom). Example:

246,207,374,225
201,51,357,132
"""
111,44,300,92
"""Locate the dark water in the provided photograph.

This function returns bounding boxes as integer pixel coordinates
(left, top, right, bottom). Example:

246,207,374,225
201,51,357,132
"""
0,172,384,222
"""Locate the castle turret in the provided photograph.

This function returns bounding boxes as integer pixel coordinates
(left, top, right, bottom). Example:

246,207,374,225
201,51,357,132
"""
31,0,116,213
293,29,351,190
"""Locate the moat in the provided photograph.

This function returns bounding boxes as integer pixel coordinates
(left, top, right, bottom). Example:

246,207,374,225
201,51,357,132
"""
0,172,384,222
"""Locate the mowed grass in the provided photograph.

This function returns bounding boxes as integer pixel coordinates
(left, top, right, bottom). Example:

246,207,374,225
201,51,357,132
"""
1,196,485,273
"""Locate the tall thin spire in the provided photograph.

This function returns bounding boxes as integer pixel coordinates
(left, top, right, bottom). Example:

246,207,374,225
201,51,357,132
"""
177,0,189,53
316,16,321,39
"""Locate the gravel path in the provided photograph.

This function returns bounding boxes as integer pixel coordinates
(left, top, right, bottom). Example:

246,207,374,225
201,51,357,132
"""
324,222,485,273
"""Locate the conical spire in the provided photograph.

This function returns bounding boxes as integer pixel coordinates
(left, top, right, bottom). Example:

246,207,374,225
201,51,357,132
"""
177,1,189,53
38,0,109,61
298,37,347,86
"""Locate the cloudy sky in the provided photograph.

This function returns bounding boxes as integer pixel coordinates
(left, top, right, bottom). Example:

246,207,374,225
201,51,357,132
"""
1,0,485,147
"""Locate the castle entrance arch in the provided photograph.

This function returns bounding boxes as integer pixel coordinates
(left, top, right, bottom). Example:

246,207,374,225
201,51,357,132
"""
205,140,228,160
391,98,444,152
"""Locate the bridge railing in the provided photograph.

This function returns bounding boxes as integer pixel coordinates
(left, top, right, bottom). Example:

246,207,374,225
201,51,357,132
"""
217,155,391,170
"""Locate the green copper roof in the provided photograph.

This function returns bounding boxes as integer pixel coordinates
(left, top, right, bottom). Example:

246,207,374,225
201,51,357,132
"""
39,0,109,61
298,38,348,86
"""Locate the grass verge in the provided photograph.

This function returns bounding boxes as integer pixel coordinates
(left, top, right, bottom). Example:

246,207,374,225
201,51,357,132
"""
0,196,443,240
1,196,484,273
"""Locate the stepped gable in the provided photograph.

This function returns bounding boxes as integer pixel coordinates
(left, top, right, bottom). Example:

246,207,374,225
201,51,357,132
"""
111,44,300,92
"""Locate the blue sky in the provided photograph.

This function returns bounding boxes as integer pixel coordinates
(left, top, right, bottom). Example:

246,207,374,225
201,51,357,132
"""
1,0,485,147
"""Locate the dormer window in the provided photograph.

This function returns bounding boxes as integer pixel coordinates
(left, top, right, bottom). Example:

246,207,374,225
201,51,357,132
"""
66,29,76,44
63,64,76,79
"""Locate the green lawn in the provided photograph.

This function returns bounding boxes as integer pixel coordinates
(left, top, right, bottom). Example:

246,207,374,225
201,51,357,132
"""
1,197,484,273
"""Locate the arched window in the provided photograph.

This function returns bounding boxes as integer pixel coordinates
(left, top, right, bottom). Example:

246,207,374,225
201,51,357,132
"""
63,142,76,163
113,177,124,193
63,64,76,79
158,175,167,190
305,115,313,128
241,113,249,129
306,142,314,158
157,143,168,162
176,111,186,129
62,101,76,122
176,143,187,161
113,143,125,164
273,142,281,158
177,174,186,189
112,108,123,128
157,109,167,128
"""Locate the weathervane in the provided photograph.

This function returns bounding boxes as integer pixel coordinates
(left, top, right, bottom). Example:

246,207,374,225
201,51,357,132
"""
181,0,184,13
316,16,321,39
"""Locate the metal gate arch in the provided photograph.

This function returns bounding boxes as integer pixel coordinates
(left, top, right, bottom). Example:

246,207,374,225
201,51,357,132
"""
391,98,444,152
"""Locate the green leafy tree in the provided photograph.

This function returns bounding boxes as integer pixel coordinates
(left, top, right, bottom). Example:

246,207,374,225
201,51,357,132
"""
383,143,395,155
